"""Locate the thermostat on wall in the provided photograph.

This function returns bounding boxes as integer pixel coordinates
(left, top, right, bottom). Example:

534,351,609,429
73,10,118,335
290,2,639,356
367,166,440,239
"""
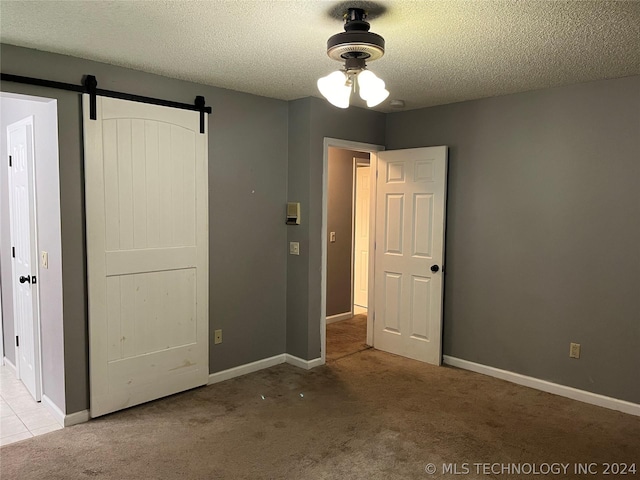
286,202,300,225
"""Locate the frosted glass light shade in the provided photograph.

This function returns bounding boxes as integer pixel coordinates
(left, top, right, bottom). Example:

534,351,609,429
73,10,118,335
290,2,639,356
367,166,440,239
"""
317,71,351,109
358,70,389,107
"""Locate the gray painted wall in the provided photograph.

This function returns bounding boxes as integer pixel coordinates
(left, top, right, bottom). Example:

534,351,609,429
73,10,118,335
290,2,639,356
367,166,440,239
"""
286,97,385,360
0,94,66,410
386,76,640,403
3,44,636,411
326,148,369,317
1,44,289,413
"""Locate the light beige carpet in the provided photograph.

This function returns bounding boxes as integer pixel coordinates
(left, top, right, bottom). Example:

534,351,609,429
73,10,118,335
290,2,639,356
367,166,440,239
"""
2,328,639,479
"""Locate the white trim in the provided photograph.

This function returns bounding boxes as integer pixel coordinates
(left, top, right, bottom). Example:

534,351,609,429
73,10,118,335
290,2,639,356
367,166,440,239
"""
443,356,640,417
285,354,324,370
366,153,378,347
208,354,286,385
321,138,384,366
350,158,357,315
326,312,353,324
3,356,16,374
65,409,91,427
41,394,64,426
41,395,91,427
207,353,325,387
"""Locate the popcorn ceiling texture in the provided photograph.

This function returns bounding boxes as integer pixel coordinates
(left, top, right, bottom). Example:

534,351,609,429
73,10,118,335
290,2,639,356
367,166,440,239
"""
1,1,639,111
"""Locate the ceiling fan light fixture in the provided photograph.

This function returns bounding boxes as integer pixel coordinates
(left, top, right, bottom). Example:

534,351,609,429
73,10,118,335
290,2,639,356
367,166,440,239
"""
317,71,352,109
357,70,389,107
318,7,389,109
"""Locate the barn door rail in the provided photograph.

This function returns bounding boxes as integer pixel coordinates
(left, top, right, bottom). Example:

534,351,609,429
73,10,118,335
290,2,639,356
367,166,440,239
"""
1,73,212,133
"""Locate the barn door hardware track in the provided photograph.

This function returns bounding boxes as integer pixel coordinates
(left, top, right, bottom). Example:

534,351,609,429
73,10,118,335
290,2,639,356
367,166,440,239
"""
1,73,212,133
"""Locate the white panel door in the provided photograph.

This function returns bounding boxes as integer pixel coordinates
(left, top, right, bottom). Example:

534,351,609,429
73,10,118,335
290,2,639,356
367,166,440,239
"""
83,95,209,417
353,165,370,308
373,146,447,365
7,117,42,401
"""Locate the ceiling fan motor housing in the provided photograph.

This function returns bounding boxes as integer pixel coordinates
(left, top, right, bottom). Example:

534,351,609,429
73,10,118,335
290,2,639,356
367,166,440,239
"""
327,8,385,64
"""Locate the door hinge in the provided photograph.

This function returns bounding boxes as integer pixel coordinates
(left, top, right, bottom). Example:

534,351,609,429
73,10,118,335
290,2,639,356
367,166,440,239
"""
16,336,19,347
8,155,12,167
12,246,15,258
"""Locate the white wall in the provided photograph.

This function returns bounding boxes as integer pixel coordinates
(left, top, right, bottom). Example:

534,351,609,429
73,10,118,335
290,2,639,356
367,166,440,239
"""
0,93,65,411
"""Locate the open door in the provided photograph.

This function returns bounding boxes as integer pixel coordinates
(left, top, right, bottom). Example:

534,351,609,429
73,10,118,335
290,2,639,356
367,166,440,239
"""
372,146,447,365
353,163,370,309
7,116,42,401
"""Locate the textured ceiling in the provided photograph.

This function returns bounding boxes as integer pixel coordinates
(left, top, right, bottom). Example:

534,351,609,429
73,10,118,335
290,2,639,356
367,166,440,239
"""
1,0,639,112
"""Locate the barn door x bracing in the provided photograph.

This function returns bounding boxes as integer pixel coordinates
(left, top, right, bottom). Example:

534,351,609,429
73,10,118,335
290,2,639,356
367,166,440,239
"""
83,95,209,417
373,146,447,365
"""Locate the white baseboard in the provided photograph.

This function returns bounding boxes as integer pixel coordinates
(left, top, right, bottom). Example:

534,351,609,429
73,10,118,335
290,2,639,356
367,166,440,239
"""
285,354,324,370
42,395,90,427
42,395,65,426
3,357,16,374
206,353,325,387
326,312,353,324
65,409,90,426
208,354,286,385
443,355,640,417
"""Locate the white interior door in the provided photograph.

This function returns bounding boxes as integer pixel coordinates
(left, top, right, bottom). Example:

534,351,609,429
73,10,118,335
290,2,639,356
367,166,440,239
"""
7,116,42,401
83,95,209,417
353,165,370,308
373,146,447,365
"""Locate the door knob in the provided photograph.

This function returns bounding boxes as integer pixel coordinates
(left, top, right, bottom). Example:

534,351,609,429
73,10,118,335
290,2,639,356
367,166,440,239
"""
430,265,439,273
19,275,31,284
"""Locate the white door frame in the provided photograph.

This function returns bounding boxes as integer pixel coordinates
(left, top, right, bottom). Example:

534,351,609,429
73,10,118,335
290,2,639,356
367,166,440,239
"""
321,138,384,364
351,159,370,312
6,115,43,400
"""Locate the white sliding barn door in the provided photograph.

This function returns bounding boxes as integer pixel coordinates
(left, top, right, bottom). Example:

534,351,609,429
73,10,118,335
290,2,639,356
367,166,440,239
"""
83,95,209,417
373,146,447,365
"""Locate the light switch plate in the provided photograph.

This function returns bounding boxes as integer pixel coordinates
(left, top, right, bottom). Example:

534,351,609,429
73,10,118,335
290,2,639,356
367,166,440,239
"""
330,232,336,243
289,242,300,255
214,329,222,344
41,251,48,269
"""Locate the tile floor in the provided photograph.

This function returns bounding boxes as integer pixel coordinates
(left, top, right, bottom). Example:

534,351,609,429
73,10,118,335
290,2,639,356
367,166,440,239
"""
0,364,62,446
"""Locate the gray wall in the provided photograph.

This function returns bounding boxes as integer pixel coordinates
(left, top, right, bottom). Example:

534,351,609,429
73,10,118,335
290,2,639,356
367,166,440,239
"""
1,44,289,413
326,148,369,317
386,75,640,403
0,94,66,410
287,97,385,359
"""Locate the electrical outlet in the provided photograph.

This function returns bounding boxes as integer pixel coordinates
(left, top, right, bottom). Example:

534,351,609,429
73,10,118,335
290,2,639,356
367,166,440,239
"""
214,329,223,345
569,342,581,359
41,251,48,269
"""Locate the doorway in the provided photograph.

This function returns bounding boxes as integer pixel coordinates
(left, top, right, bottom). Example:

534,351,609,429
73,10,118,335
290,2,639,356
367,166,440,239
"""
325,148,370,361
0,91,65,438
321,139,448,366
322,139,384,363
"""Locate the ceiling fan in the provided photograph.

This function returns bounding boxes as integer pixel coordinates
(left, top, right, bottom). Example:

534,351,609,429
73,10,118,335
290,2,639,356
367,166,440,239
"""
318,7,389,109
